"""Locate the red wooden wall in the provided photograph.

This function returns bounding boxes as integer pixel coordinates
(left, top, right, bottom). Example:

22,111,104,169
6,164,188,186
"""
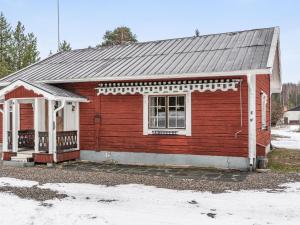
59,76,250,158
0,76,272,160
256,74,271,156
4,86,42,100
20,104,34,130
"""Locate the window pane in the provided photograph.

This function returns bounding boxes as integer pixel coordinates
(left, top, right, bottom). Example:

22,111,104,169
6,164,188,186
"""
168,107,176,117
177,106,185,117
158,116,166,128
149,107,157,117
150,97,157,106
177,116,185,128
168,96,176,106
178,96,185,106
158,97,166,106
149,117,157,128
168,117,176,128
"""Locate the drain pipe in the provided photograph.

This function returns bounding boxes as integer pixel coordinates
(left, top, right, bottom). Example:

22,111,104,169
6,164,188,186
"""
53,100,65,163
247,73,256,171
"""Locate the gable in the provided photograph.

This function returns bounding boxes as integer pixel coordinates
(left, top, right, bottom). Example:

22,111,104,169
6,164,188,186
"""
5,86,42,100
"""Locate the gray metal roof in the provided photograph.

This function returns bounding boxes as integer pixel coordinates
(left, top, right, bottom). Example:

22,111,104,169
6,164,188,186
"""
288,106,300,111
0,27,278,84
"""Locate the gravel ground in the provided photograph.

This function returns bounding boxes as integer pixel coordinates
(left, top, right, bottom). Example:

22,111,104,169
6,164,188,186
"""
0,161,299,202
0,186,68,201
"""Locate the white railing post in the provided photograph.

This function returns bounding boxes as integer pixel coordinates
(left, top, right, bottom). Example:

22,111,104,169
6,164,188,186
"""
34,98,39,153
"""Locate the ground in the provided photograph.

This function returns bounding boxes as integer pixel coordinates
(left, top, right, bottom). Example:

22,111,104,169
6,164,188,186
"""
0,125,299,225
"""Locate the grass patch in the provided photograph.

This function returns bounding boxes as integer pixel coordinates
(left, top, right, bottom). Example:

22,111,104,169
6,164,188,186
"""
268,148,300,172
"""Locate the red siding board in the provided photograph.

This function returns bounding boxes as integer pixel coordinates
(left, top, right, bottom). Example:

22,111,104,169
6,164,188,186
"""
57,76,249,158
5,86,42,100
0,77,253,158
256,74,271,156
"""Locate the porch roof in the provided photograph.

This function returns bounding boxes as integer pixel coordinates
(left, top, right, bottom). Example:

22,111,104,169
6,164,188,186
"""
0,80,88,102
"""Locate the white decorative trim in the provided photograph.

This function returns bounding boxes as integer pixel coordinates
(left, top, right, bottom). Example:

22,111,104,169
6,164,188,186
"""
143,92,192,136
97,79,240,95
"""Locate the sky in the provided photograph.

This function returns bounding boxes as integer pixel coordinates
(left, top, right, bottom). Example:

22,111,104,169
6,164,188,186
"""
0,0,299,83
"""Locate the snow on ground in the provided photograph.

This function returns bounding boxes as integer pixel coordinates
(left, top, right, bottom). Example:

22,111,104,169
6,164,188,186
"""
272,125,300,150
0,178,300,225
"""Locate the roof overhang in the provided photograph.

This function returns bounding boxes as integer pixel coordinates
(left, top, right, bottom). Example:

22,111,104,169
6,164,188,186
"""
268,26,282,94
0,80,88,102
0,68,272,87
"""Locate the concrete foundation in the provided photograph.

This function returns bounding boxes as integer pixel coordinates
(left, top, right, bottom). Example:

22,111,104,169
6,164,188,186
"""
80,150,250,170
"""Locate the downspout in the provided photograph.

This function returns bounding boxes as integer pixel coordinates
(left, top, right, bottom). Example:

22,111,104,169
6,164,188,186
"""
53,99,65,163
247,73,257,171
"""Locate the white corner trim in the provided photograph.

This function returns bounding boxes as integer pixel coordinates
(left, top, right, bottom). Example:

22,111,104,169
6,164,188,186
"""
143,92,192,136
247,73,256,167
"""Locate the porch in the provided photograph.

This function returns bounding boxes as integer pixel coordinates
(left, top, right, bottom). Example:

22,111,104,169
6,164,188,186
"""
0,80,87,163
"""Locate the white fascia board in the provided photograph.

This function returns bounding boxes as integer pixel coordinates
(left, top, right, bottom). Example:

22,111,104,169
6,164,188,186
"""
267,26,280,68
0,69,272,87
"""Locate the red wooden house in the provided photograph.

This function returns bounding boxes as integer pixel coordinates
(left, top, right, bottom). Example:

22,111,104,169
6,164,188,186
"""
0,27,281,170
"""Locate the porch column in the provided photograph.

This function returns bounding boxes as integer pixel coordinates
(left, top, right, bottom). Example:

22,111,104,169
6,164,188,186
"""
48,100,55,157
12,99,20,152
34,98,45,153
75,102,80,150
2,100,11,152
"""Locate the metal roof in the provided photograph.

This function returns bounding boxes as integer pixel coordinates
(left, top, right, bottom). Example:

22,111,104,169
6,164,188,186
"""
288,106,300,112
0,27,279,84
28,81,86,99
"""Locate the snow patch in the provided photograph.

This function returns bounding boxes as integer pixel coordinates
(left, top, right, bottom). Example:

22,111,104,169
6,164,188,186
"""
272,125,300,150
0,178,300,225
0,177,38,188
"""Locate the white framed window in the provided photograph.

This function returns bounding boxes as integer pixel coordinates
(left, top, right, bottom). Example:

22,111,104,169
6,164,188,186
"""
143,92,191,136
261,91,268,130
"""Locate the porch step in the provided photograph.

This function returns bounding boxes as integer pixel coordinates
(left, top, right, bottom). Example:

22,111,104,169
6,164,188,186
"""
11,156,33,162
11,151,34,163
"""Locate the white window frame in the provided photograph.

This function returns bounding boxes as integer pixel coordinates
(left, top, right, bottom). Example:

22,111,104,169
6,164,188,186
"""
261,91,268,130
143,92,191,136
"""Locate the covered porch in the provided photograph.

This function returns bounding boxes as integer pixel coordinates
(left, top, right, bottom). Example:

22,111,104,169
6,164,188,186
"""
0,80,87,163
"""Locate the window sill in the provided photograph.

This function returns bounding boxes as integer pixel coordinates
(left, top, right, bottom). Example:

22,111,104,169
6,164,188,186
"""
145,129,190,136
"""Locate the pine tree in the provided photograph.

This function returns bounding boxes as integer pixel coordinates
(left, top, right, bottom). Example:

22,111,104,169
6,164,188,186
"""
22,32,39,66
58,40,72,52
98,26,137,47
11,21,27,70
0,12,12,77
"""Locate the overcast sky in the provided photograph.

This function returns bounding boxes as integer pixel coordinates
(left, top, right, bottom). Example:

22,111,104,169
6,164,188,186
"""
1,0,299,83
